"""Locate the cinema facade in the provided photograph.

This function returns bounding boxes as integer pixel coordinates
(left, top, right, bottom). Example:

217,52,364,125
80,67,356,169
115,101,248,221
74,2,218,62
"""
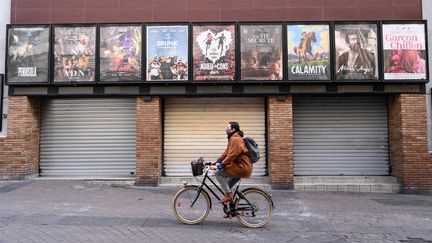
1,0,431,194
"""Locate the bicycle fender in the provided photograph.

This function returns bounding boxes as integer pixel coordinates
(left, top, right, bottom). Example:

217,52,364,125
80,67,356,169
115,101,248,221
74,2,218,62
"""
184,185,213,210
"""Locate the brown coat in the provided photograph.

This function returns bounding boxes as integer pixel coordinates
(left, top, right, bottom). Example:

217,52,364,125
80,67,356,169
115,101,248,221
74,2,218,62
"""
219,132,253,178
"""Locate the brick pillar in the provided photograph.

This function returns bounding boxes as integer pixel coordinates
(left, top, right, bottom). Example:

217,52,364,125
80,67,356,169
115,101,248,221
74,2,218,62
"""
388,94,432,193
136,96,162,186
0,96,40,179
267,96,294,189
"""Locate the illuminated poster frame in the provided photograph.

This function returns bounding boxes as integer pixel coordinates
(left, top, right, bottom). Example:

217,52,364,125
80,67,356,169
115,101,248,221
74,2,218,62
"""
99,24,143,82
287,22,332,81
146,24,189,82
334,21,380,82
5,25,51,84
382,20,429,82
53,24,97,83
192,23,236,82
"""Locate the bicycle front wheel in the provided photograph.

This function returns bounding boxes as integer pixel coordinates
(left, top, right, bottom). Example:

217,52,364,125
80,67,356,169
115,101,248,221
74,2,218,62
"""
235,188,273,228
172,186,211,225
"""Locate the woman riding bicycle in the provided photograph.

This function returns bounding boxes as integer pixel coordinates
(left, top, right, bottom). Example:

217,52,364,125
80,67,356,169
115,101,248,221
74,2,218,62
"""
212,122,253,205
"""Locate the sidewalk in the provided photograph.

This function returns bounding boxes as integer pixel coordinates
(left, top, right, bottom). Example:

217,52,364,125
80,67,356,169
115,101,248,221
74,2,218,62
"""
0,180,431,242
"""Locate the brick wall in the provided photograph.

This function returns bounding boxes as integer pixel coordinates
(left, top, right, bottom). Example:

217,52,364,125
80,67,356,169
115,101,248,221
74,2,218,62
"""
267,96,294,189
388,94,432,194
10,0,421,24
0,96,40,179
136,96,162,185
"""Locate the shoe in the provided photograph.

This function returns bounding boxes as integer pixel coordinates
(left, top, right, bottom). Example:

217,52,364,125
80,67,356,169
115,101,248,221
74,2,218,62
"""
219,192,233,203
223,212,244,218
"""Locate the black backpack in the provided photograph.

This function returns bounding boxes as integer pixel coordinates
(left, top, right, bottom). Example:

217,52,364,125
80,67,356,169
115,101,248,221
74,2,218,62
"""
244,137,260,163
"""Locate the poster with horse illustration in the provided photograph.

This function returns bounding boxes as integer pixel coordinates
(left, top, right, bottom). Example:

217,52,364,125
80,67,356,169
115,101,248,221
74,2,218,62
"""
334,23,378,80
53,26,96,82
193,24,235,81
240,24,283,81
7,26,50,83
287,24,331,80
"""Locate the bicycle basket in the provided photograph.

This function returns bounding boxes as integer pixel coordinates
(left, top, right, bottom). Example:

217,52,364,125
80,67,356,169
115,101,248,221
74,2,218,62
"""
191,158,205,176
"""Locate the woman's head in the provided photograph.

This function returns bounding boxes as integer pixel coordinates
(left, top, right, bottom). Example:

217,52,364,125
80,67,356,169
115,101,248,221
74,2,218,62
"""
229,122,240,131
227,121,243,137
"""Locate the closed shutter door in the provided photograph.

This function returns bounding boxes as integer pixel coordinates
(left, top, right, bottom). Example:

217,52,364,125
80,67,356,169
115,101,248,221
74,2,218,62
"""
164,98,266,177
293,96,389,176
40,98,136,178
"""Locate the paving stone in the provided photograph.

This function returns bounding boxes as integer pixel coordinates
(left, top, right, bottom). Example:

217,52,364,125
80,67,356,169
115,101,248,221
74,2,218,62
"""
0,180,431,242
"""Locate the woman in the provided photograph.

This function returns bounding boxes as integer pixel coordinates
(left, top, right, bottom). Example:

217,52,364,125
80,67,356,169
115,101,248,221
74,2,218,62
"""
212,122,253,205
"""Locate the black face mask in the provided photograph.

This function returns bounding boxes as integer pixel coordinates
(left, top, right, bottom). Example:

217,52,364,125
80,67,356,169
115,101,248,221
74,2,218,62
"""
226,127,231,135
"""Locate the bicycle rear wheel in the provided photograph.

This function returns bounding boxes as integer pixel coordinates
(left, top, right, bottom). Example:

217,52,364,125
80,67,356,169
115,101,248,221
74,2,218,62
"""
172,186,211,225
235,188,273,228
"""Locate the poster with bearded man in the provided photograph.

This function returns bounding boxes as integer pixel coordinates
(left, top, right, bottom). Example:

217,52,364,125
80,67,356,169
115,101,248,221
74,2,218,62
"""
334,23,378,80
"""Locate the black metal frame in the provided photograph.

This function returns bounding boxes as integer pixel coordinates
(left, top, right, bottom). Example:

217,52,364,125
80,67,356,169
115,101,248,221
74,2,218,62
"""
237,22,285,83
191,22,237,84
381,20,429,84
98,22,144,84
286,21,333,83
196,170,228,202
51,23,98,85
144,23,190,84
333,21,381,83
4,20,430,87
5,24,51,85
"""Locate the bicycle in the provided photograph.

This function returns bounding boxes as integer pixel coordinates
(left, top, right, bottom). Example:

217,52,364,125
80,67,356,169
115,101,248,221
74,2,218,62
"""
172,158,274,228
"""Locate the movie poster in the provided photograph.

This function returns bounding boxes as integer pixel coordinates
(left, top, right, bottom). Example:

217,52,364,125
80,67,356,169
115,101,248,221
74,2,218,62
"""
7,26,50,83
193,25,235,81
287,24,330,80
54,26,96,82
100,25,141,81
335,23,378,80
240,25,282,80
146,25,188,81
383,23,427,80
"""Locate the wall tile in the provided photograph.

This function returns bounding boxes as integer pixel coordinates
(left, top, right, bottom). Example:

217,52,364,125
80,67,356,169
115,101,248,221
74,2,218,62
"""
394,6,422,19
255,0,288,9
188,0,220,10
221,9,254,21
85,0,118,9
287,7,323,21
15,9,50,24
187,9,221,22
119,0,153,10
118,8,153,22
52,10,86,23
53,0,85,9
288,0,322,8
254,8,287,21
220,0,253,9
323,7,358,20
17,0,50,9
85,8,118,23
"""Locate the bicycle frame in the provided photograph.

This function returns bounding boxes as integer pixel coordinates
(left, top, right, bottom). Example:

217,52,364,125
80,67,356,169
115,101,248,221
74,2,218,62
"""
190,167,259,217
191,168,239,206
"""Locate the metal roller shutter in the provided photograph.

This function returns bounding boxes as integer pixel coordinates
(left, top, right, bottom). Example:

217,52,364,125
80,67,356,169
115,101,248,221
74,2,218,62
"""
40,98,136,178
293,96,389,176
164,98,266,177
